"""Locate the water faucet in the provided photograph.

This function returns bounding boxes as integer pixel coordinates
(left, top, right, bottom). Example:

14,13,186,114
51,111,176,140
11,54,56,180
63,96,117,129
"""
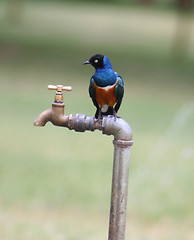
34,84,133,240
34,84,72,127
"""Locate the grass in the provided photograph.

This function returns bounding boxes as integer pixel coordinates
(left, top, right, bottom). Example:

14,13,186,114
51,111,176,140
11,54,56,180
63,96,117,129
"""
0,1,194,239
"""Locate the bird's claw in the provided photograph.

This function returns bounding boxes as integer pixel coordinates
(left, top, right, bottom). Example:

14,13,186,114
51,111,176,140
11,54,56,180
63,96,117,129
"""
96,116,103,122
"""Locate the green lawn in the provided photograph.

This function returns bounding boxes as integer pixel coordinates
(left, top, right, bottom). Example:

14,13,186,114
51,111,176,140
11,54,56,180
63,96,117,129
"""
0,1,194,240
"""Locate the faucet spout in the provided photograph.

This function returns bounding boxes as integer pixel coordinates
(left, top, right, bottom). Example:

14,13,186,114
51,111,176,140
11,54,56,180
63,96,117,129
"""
34,108,53,126
34,103,69,127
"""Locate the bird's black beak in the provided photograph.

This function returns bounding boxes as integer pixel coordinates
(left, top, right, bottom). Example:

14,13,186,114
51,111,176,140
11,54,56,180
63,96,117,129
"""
83,60,90,65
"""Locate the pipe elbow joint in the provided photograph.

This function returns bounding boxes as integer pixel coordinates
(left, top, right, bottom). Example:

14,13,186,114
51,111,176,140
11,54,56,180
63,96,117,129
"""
101,116,133,143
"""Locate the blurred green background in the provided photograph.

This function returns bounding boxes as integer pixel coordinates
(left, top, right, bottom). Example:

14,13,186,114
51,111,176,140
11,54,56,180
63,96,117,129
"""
0,0,194,239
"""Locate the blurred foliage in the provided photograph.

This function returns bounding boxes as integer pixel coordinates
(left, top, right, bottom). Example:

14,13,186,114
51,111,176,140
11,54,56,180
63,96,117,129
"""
7,0,193,9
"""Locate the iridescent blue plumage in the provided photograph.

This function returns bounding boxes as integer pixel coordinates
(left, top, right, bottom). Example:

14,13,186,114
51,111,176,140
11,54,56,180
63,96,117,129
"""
83,54,124,119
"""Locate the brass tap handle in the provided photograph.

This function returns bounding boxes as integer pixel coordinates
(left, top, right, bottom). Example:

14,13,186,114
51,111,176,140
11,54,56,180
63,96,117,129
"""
48,84,72,103
48,85,72,92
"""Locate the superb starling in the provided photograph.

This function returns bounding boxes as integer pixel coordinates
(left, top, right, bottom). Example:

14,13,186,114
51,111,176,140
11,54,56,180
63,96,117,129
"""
83,54,124,119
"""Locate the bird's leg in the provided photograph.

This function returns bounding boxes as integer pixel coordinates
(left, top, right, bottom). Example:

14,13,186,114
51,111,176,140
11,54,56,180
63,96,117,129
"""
95,108,99,119
97,107,102,120
113,109,119,121
95,107,102,121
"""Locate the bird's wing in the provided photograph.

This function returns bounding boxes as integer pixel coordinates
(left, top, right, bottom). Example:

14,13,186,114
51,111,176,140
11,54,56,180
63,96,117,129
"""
89,77,99,109
114,74,124,113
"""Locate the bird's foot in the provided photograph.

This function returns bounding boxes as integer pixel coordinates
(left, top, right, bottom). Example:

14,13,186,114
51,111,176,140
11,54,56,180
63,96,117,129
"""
96,116,103,122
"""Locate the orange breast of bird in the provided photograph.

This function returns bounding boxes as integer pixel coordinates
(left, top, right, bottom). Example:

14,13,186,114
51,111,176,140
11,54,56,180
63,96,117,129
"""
93,79,118,108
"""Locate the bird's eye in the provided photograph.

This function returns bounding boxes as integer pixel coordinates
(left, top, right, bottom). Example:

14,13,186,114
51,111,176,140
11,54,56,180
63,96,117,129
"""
94,59,98,63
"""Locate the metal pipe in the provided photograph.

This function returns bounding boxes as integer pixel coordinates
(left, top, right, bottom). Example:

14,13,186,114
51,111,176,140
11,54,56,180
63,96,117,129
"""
100,116,133,240
34,86,133,240
109,140,132,240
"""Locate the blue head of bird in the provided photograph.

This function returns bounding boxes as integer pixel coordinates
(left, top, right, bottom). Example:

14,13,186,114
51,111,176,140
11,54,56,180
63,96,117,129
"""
83,54,117,87
83,54,113,70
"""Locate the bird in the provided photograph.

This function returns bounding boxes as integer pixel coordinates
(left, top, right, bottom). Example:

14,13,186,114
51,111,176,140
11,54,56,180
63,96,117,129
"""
83,54,124,119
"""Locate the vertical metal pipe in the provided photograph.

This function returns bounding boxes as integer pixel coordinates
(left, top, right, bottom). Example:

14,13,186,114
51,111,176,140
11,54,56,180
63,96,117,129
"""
108,140,132,240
